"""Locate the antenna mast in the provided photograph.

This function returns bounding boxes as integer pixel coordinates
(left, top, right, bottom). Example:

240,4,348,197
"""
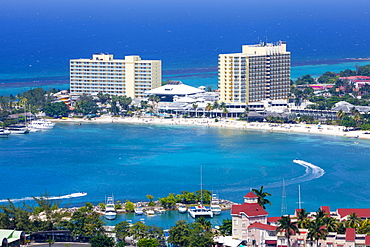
281,179,286,215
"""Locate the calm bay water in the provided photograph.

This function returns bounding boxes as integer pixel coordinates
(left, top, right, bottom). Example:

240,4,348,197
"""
1,122,370,222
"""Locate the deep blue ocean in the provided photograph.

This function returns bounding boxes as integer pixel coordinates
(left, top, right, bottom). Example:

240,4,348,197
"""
1,0,370,227
1,0,370,95
1,123,370,222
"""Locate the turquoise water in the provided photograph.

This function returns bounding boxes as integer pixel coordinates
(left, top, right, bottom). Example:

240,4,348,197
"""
103,210,231,229
1,122,370,222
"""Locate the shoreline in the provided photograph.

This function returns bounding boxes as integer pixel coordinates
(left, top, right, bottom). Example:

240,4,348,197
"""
51,116,370,141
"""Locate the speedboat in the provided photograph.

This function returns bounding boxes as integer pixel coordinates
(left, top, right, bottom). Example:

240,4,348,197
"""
104,196,117,220
27,119,55,130
210,194,222,216
188,205,213,218
178,205,187,214
7,125,30,134
0,129,11,138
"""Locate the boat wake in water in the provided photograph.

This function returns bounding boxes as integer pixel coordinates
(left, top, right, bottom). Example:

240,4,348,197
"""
265,160,325,189
222,160,325,192
0,192,87,203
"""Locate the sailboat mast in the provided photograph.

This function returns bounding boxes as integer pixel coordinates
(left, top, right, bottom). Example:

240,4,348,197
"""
200,165,203,206
298,185,301,209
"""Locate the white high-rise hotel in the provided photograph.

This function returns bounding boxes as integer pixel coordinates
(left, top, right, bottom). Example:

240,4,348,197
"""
70,53,161,98
218,41,290,104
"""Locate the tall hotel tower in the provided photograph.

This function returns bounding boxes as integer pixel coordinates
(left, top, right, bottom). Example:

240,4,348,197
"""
70,54,161,98
218,41,290,104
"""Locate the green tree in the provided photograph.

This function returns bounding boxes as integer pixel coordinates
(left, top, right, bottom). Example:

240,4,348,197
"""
115,221,131,242
137,238,159,247
276,216,300,247
252,186,272,209
296,209,310,229
218,219,232,236
192,103,198,117
46,238,55,247
346,213,361,228
339,69,357,77
44,102,69,117
295,74,315,85
89,234,115,247
125,200,135,212
318,71,337,84
67,208,105,238
357,65,370,76
74,95,99,115
168,220,191,246
146,195,155,207
307,217,327,247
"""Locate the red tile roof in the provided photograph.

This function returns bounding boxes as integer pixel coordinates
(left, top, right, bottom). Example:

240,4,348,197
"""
346,228,355,242
320,206,330,214
268,217,282,223
244,191,258,198
338,208,370,218
231,203,268,217
248,222,277,231
365,235,370,245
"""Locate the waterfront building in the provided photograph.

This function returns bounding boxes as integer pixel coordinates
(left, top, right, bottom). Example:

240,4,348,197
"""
230,192,277,246
218,41,290,105
145,81,204,102
70,53,161,98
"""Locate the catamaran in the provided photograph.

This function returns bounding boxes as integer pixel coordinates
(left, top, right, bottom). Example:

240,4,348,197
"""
188,166,213,218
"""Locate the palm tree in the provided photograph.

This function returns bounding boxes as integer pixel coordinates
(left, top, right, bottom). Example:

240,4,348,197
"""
192,103,198,117
276,216,299,247
346,212,361,229
252,186,272,209
323,216,338,233
307,217,327,247
222,107,228,118
357,219,370,234
296,209,310,229
205,103,213,117
336,109,345,121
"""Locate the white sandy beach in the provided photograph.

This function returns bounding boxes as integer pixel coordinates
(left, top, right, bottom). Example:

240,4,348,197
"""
51,116,370,140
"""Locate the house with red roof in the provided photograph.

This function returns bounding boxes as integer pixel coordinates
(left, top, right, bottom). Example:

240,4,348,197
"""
230,191,277,246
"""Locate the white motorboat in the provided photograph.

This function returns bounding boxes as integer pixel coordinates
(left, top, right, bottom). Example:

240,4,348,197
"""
104,196,117,220
178,205,187,214
188,205,213,218
210,194,222,215
27,119,55,130
135,208,144,215
0,129,11,138
145,209,155,216
7,125,30,134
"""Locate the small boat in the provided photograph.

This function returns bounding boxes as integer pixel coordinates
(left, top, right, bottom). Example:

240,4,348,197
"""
155,208,166,214
135,208,144,215
7,125,30,134
27,119,55,130
188,205,213,218
0,129,11,138
210,194,222,216
178,205,187,214
145,209,155,216
104,195,117,220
